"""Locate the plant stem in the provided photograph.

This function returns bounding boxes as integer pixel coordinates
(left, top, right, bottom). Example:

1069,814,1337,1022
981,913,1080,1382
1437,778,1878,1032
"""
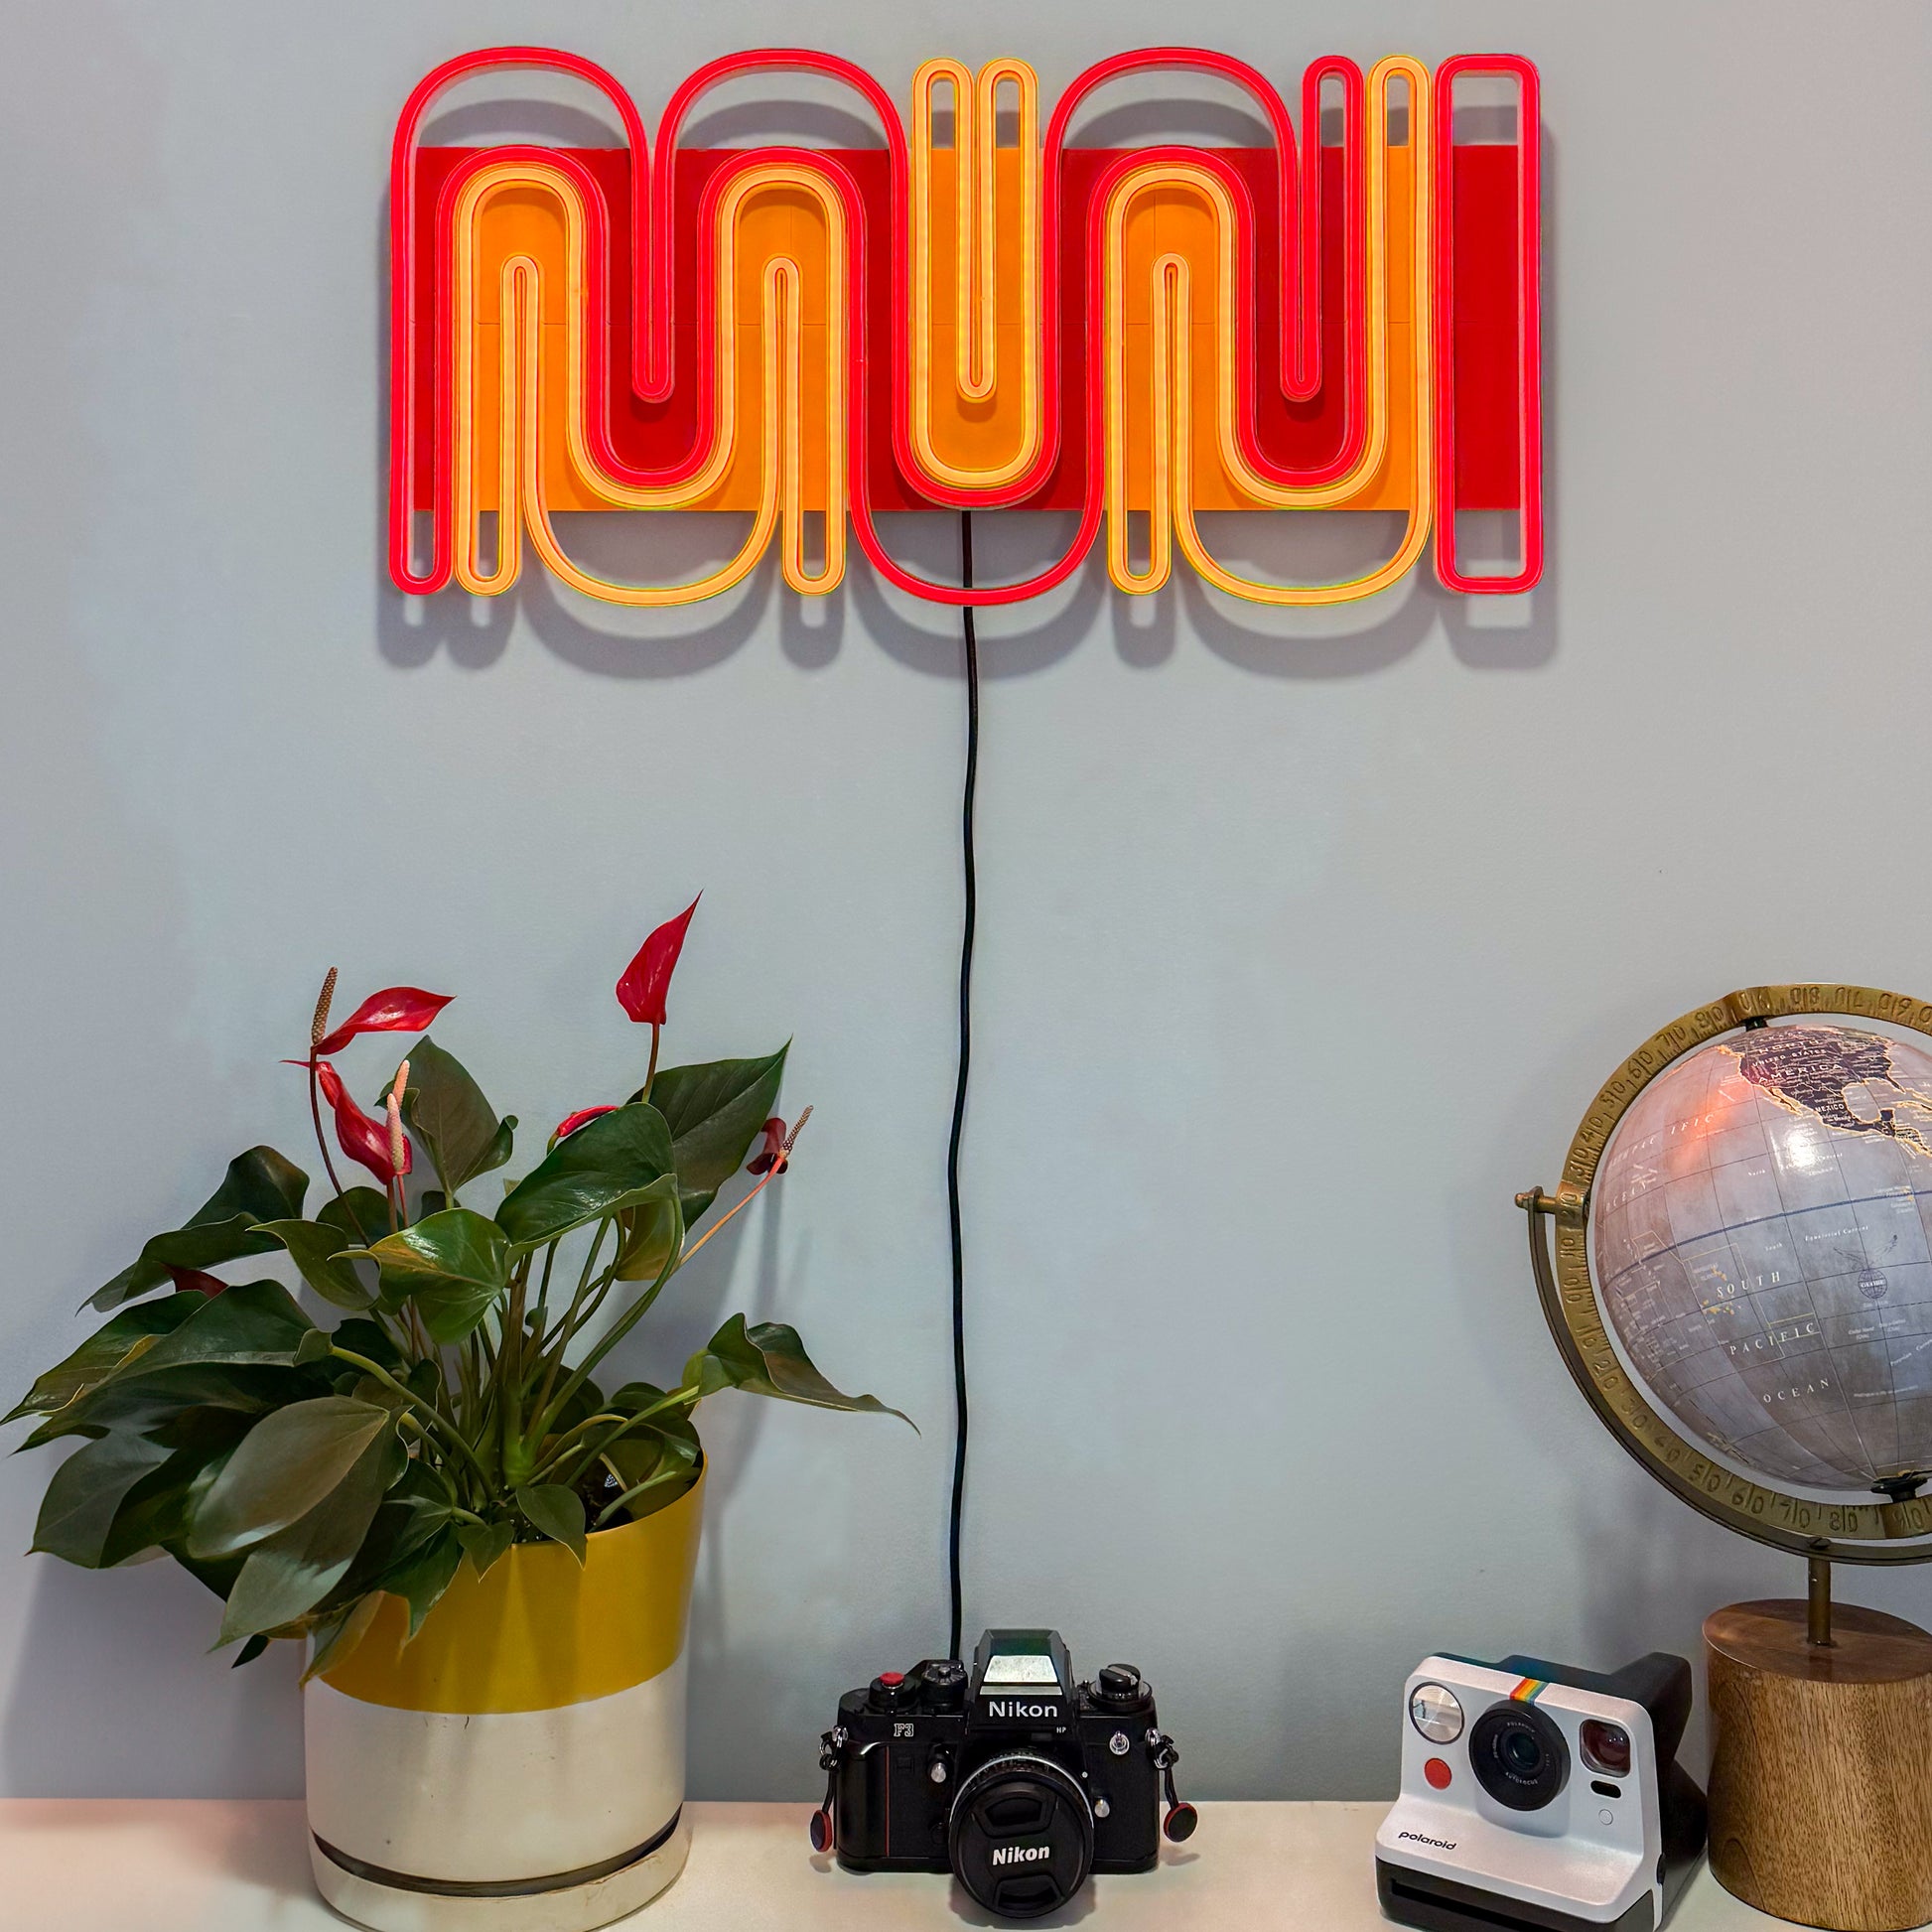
527,1243,557,1343
643,1023,660,1102
676,1116,808,1269
307,1056,348,1200
543,1390,702,1494
595,1465,688,1529
524,1411,627,1484
331,1346,492,1486
530,1221,614,1424
532,1275,661,1444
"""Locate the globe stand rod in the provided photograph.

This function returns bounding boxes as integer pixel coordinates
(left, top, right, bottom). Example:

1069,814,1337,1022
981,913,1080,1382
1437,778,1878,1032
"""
1807,1551,1834,1649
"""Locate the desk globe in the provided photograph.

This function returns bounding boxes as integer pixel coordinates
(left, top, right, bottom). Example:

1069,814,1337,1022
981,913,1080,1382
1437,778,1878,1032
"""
1520,987,1932,1932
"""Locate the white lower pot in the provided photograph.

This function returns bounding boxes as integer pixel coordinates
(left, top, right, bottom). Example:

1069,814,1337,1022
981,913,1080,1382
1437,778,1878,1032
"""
304,1473,706,1932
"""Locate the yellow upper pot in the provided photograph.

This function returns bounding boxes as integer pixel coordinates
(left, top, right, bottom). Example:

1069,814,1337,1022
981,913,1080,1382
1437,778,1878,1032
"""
323,1470,706,1715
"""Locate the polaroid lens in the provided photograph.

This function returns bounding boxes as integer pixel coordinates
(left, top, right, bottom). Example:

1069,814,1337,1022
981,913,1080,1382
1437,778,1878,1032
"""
1468,1702,1570,1812
1580,1721,1631,1778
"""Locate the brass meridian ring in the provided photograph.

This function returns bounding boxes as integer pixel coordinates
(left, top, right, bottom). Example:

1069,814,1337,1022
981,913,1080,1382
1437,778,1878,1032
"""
1527,983,1932,1565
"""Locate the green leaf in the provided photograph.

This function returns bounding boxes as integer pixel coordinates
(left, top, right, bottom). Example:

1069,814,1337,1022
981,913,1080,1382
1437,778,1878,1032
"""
218,1432,401,1643
91,1148,309,1311
607,1385,699,1448
231,1633,271,1669
311,1464,450,1611
687,1315,912,1427
99,1423,253,1569
381,1525,466,1640
613,1187,684,1284
599,1424,701,1524
87,1411,255,1567
6,1294,204,1422
30,1433,176,1566
363,1209,509,1344
384,1038,516,1193
299,1592,384,1681
326,1317,406,1374
188,1396,394,1558
458,1518,513,1579
317,1188,392,1248
647,1048,788,1223
19,1362,304,1450
475,1117,516,1180
496,1104,675,1249
601,1172,687,1286
548,1372,610,1435
515,1483,586,1564
121,1280,314,1377
253,1219,375,1311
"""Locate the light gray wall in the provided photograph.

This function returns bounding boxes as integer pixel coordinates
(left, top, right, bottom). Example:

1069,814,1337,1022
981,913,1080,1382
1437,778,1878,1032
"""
3,0,1930,1804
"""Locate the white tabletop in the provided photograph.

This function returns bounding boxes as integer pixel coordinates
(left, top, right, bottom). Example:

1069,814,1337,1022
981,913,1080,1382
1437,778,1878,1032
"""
0,1798,1795,1930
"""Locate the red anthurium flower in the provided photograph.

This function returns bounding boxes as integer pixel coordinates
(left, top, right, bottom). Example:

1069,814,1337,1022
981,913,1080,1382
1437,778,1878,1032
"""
553,1105,618,1143
617,897,700,1026
314,986,453,1057
166,1267,227,1298
746,1117,788,1175
317,1060,411,1181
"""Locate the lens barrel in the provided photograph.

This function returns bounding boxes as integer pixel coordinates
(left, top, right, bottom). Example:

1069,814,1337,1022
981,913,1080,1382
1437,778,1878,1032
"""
949,1752,1095,1919
1467,1701,1570,1812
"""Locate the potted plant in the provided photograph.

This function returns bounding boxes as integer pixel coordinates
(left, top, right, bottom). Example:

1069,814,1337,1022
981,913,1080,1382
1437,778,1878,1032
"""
8,900,905,1931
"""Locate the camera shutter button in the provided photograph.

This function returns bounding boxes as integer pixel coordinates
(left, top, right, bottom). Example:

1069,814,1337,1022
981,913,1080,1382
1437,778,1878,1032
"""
870,1672,909,1712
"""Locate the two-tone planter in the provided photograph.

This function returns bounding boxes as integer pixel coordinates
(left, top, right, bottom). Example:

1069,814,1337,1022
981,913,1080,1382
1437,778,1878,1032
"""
305,1473,705,1931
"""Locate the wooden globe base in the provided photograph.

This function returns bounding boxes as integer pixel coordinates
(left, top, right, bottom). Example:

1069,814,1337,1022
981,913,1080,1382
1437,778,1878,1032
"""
1706,1599,1932,1931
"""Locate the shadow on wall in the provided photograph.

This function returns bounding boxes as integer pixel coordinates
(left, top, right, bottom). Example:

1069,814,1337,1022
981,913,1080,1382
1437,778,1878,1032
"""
370,114,1560,687
2,1549,307,1800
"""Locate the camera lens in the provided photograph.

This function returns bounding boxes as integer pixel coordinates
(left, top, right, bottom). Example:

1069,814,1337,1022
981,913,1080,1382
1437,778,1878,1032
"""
1468,1701,1570,1812
950,1753,1095,1920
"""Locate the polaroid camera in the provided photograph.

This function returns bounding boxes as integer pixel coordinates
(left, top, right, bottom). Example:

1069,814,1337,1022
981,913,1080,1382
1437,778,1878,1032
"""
1376,1652,1707,1932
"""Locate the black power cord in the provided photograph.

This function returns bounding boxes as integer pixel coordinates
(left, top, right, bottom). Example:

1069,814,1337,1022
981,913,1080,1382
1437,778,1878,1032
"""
946,510,979,1663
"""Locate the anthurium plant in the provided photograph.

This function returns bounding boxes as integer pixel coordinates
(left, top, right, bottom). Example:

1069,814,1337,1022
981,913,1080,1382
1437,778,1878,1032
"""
8,901,903,1676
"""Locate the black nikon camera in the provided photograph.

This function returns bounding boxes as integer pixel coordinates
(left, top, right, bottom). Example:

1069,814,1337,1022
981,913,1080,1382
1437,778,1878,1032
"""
813,1627,1196,1919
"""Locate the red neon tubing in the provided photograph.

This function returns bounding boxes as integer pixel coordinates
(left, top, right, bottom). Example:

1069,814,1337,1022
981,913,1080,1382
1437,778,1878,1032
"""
390,47,654,594
391,48,1404,604
1432,54,1543,594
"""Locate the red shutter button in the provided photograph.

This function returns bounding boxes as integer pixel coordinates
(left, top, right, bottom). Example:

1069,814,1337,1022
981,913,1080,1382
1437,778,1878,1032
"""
1424,1757,1452,1790
880,1672,904,1686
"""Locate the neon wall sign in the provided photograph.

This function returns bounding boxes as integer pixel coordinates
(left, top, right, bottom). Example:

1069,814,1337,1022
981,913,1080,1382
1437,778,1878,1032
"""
390,48,1541,610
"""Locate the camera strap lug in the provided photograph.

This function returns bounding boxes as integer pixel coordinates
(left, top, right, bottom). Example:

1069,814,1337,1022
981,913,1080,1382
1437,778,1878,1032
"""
810,1726,847,1854
1149,1729,1198,1843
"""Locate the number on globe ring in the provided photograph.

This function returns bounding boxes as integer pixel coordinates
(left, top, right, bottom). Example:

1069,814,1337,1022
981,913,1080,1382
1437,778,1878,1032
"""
1525,984,1932,1566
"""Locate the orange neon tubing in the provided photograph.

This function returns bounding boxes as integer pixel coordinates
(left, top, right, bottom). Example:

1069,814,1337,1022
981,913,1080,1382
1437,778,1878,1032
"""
392,47,1541,609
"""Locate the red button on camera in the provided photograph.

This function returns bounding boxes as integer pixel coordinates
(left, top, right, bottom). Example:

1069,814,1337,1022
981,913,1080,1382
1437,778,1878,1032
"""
879,1672,904,1688
1424,1757,1452,1790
